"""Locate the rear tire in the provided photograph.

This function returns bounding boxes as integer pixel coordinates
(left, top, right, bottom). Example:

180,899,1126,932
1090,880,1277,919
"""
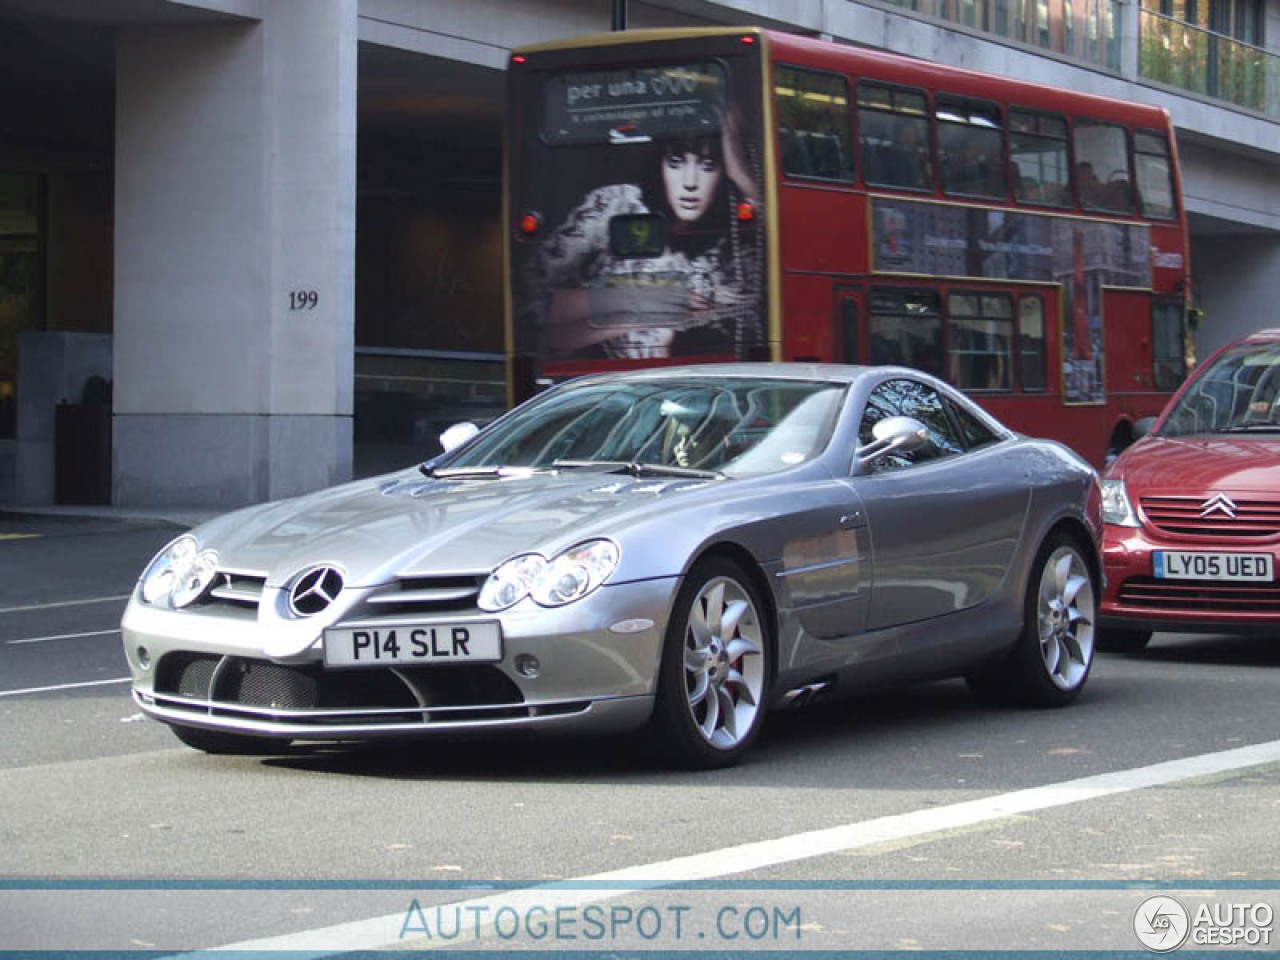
1097,627,1152,654
170,724,286,755
651,558,772,769
966,533,1097,708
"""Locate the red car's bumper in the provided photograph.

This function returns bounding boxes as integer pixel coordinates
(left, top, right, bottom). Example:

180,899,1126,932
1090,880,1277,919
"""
1100,525,1280,635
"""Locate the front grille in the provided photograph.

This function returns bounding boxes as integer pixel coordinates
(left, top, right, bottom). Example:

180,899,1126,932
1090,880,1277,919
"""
363,575,485,616
150,652,542,729
1118,576,1280,613
1141,496,1280,539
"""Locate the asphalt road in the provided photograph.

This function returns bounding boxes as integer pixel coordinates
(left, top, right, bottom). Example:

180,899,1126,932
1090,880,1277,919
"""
2,512,1278,955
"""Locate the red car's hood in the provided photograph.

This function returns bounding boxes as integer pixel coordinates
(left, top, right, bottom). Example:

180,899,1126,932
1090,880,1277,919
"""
1115,435,1280,496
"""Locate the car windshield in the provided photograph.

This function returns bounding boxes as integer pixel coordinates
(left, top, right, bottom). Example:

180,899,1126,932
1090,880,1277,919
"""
439,377,847,477
1159,343,1280,437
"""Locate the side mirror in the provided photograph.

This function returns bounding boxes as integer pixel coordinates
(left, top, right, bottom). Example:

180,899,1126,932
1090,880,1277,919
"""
855,415,929,465
439,421,480,453
1133,416,1157,441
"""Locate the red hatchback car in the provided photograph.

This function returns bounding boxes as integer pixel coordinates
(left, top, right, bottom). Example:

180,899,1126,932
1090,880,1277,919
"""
1100,328,1280,652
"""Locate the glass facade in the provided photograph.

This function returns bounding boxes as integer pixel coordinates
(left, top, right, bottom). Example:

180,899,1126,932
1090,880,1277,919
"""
879,0,1120,69
1139,0,1274,115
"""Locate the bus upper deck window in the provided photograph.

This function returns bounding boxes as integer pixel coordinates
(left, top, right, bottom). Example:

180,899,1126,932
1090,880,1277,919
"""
937,95,1007,200
1009,108,1071,208
1134,130,1177,220
775,65,853,182
1073,121,1134,214
857,82,932,191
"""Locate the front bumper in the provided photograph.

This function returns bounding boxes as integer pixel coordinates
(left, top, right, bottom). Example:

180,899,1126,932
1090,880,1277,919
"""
1100,526,1280,634
122,577,675,741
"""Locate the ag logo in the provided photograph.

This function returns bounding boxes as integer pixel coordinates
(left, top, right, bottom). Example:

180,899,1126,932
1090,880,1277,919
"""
1134,895,1190,952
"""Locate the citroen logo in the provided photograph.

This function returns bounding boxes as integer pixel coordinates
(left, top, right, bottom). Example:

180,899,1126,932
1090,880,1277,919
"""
288,565,344,617
1199,493,1238,519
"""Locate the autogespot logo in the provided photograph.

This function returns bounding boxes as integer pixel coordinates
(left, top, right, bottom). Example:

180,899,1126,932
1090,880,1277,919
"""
1134,895,1191,953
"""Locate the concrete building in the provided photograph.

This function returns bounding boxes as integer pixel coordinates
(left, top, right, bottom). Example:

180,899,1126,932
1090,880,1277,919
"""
0,0,1276,507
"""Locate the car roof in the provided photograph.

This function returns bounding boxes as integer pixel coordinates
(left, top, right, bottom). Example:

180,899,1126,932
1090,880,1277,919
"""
1235,328,1280,346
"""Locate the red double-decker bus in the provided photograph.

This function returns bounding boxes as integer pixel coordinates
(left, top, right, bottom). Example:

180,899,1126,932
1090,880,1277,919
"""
505,27,1193,464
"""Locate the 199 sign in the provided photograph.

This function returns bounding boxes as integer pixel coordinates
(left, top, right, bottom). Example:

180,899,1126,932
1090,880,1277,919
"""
289,290,319,310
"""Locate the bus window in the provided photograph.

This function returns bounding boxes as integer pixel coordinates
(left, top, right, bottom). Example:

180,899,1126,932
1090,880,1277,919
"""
1135,130,1177,220
937,95,1007,199
1018,294,1047,391
857,82,932,191
1009,109,1071,207
868,289,943,376
948,291,1013,390
775,65,854,182
1152,300,1186,390
1073,121,1133,214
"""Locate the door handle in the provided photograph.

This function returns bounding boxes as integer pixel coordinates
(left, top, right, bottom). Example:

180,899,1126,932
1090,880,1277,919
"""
839,512,861,529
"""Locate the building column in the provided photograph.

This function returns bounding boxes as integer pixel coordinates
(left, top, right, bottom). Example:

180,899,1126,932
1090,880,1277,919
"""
1190,234,1280,360
113,0,356,508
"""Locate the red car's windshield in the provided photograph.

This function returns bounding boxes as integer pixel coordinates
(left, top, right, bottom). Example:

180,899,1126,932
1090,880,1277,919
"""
1158,343,1280,437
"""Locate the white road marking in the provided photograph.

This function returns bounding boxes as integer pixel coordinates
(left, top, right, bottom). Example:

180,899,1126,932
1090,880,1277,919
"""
200,738,1280,956
7,629,121,645
0,595,130,614
0,677,131,698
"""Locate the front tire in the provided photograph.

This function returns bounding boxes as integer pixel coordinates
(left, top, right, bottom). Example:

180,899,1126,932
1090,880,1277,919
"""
170,724,286,755
651,558,772,768
967,533,1097,708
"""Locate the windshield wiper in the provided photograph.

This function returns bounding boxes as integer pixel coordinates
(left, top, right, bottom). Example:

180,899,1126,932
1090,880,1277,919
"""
419,464,545,479
552,459,723,480
1214,423,1280,434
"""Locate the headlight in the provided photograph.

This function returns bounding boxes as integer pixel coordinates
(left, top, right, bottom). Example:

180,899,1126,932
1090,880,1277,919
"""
1101,478,1140,527
532,540,620,606
139,535,220,608
477,539,620,611
478,554,546,612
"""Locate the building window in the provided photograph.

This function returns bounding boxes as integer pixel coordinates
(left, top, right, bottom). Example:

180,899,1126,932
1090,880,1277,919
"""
776,66,855,182
0,173,44,440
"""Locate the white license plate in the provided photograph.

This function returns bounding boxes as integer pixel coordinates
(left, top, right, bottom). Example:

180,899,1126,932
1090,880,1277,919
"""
323,622,502,667
1153,551,1274,582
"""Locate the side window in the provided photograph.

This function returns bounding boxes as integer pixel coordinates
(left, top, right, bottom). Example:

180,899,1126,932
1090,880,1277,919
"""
776,65,854,182
937,95,1007,199
1134,129,1176,220
1009,108,1071,208
1152,300,1186,391
948,397,1001,449
1073,121,1133,213
947,291,1014,391
857,82,932,191
859,378,965,472
1018,294,1048,392
868,288,944,378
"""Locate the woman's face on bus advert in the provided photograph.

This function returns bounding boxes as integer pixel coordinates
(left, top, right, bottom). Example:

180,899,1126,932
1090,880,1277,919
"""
662,143,722,222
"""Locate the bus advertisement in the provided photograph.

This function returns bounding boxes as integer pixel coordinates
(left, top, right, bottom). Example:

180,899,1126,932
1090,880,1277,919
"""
505,27,1192,465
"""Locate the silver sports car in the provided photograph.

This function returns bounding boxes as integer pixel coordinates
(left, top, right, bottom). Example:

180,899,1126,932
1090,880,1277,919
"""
123,364,1102,767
